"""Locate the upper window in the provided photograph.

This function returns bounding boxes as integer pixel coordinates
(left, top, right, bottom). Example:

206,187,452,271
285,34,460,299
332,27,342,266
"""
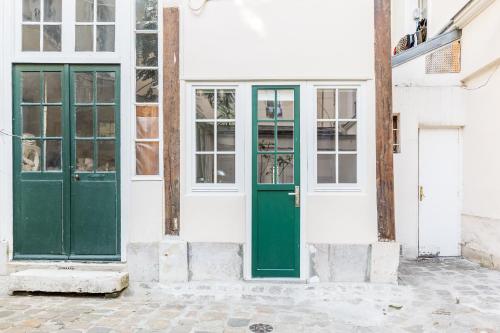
393,114,401,154
75,0,115,52
22,0,62,51
316,88,358,185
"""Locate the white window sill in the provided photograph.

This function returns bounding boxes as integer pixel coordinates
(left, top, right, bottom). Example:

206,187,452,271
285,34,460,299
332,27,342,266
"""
312,186,362,193
191,186,240,193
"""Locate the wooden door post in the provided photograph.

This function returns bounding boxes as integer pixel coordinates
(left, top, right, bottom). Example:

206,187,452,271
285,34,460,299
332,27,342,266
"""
374,0,396,241
163,7,180,235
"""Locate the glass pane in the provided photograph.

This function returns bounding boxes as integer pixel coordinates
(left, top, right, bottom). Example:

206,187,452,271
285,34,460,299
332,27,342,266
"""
97,25,115,52
257,90,275,120
277,122,293,151
339,154,357,183
22,72,40,103
136,69,158,102
217,89,235,119
75,72,94,103
196,122,214,152
22,139,42,172
97,140,115,171
96,72,115,102
136,33,158,67
217,154,235,184
317,154,336,184
339,89,357,119
317,89,335,119
136,142,159,175
196,89,214,119
76,0,94,22
75,25,93,51
257,154,273,184
22,106,41,137
43,25,61,51
97,106,115,137
23,0,41,21
43,72,61,103
196,154,214,183
76,107,93,137
97,0,115,22
136,105,159,139
317,121,336,151
136,0,158,30
338,121,357,151
45,140,61,171
44,106,61,137
277,154,294,184
258,123,274,152
76,140,94,171
44,0,62,22
277,90,294,120
22,25,40,51
217,122,235,152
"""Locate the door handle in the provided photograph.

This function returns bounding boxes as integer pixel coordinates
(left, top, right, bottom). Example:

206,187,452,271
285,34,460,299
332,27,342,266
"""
288,186,300,208
419,186,424,201
73,174,80,181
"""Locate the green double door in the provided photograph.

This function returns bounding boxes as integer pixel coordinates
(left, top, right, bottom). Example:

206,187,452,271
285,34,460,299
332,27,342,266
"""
13,65,120,260
252,86,300,278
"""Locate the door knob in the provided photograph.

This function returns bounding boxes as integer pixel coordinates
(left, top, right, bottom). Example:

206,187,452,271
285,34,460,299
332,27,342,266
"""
74,174,80,181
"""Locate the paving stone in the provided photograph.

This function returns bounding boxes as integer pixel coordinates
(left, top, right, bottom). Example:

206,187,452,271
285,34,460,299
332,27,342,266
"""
226,318,250,327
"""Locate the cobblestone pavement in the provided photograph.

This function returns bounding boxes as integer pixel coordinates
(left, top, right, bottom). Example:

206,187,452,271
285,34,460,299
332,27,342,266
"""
1,258,500,332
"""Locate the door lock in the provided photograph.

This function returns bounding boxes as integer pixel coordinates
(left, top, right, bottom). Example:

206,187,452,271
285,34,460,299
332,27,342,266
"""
419,186,425,201
288,186,300,207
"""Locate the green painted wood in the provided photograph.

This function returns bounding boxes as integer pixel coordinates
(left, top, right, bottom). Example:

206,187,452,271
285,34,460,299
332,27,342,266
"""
252,86,300,278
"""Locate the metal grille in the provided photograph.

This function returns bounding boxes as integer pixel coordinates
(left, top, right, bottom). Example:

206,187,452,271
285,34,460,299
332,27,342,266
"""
249,323,274,332
425,40,461,74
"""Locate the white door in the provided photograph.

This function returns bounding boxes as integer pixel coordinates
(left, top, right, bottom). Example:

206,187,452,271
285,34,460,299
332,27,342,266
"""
418,128,461,256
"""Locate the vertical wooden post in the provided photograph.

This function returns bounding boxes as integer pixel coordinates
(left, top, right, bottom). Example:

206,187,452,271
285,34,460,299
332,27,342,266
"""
374,0,396,241
163,7,180,235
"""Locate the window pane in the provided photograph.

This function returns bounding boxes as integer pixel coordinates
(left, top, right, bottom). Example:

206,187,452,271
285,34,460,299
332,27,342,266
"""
277,122,293,151
217,89,235,119
76,0,94,22
196,122,214,152
43,25,61,51
97,140,115,171
97,0,115,22
76,107,93,137
277,90,294,120
22,139,42,171
76,140,94,171
97,25,115,51
317,154,336,184
317,121,335,151
96,72,115,102
22,25,40,51
136,105,159,139
257,90,275,120
22,72,41,103
277,154,294,184
75,25,94,51
45,140,61,171
136,142,159,175
257,154,273,184
23,106,41,137
196,89,214,119
136,0,158,30
136,69,158,102
44,0,62,22
43,72,61,103
75,72,94,103
196,154,214,183
97,106,115,137
23,0,41,22
258,123,274,152
317,89,335,119
338,154,357,183
338,121,357,151
217,154,235,184
217,122,235,152
136,33,158,67
44,106,61,137
339,89,357,119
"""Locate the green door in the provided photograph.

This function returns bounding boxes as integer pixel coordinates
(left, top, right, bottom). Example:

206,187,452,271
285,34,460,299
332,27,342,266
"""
13,64,120,260
252,86,300,278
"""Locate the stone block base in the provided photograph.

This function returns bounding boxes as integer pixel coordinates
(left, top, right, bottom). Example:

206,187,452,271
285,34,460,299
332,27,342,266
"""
188,243,242,281
159,238,188,283
369,242,400,284
127,242,159,282
0,241,7,276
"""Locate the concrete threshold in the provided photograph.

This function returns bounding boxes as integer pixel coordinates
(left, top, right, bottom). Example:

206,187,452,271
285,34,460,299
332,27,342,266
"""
8,261,126,274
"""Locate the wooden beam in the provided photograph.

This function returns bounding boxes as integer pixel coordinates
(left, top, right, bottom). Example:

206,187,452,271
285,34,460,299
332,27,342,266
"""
163,7,180,235
374,0,396,241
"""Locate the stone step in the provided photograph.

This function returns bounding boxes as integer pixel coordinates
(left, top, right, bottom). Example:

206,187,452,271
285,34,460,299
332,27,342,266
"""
9,269,129,295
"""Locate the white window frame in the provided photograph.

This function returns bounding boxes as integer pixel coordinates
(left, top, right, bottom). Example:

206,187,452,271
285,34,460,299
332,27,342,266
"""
187,84,243,192
20,0,63,52
75,0,116,52
308,83,365,192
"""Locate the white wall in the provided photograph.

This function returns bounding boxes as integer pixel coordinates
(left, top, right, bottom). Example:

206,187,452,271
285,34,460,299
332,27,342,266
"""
427,0,468,37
